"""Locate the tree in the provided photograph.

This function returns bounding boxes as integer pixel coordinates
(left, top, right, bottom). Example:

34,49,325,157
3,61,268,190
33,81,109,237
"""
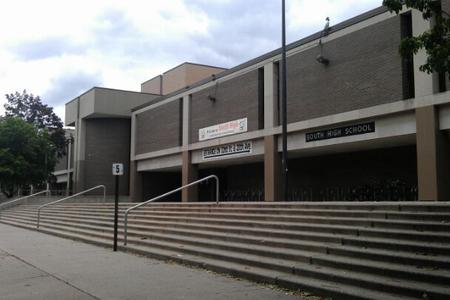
4,90,66,157
383,0,449,80
0,117,56,198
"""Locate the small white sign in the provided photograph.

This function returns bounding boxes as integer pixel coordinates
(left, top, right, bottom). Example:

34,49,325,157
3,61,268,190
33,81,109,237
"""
202,141,252,160
199,118,247,141
112,163,124,176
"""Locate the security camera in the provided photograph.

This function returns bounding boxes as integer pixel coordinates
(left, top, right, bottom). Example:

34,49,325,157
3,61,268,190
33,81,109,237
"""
316,54,330,66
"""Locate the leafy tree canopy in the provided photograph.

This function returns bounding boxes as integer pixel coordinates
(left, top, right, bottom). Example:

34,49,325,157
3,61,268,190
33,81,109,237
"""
4,90,66,157
0,117,56,198
383,0,449,79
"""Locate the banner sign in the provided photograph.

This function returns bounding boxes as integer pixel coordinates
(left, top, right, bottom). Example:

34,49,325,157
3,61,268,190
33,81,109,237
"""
202,141,252,160
199,118,247,141
305,122,375,143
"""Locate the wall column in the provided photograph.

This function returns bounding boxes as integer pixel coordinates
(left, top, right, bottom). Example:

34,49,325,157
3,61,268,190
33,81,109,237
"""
263,62,281,201
416,106,450,200
412,10,437,97
129,160,143,202
182,151,198,202
73,117,86,193
181,94,198,202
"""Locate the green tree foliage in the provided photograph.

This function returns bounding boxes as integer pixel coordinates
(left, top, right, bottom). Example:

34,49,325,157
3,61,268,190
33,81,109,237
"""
4,90,66,157
383,0,449,79
0,117,56,197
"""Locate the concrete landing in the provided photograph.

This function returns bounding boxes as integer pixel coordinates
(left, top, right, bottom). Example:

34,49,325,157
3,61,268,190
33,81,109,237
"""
0,223,303,300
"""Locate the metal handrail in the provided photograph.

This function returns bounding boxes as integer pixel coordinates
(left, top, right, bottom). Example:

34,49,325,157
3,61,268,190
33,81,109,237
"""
124,175,219,245
37,185,106,228
0,190,50,211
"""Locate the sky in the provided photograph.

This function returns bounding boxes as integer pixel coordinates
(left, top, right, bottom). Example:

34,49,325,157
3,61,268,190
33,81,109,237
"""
0,0,381,123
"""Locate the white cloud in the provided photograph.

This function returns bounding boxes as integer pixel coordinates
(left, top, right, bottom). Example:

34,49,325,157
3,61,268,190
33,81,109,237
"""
0,0,381,121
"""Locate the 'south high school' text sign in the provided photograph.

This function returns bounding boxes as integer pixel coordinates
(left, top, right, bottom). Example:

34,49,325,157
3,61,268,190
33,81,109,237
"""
305,122,375,142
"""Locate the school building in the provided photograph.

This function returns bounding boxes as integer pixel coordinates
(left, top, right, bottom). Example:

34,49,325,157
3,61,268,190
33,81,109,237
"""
54,5,450,202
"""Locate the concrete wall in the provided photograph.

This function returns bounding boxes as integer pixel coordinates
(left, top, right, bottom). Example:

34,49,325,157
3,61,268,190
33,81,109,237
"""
189,69,260,143
83,118,131,195
286,16,404,123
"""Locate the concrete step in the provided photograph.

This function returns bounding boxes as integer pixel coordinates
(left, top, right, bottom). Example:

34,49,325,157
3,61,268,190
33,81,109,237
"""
10,208,450,244
3,202,450,300
1,217,448,299
2,213,450,272
21,207,450,230
15,201,450,212
16,204,450,222
6,210,450,256
0,219,419,300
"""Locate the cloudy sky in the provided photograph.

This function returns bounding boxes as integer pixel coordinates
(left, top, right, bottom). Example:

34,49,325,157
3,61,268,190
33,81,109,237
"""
0,0,381,122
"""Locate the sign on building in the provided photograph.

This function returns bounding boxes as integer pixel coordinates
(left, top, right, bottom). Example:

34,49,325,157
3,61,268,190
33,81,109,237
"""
199,118,247,141
203,141,252,160
305,122,375,143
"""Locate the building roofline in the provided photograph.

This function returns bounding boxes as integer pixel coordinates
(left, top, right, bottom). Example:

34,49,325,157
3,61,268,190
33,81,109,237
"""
132,6,389,112
65,87,161,106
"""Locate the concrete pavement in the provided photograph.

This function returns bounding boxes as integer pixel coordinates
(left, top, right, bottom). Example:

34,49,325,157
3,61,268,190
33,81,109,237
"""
0,223,303,300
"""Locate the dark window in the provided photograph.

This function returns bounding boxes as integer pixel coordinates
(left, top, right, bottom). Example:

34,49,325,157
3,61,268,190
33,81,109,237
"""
401,12,415,99
179,98,183,146
274,62,280,126
258,68,265,129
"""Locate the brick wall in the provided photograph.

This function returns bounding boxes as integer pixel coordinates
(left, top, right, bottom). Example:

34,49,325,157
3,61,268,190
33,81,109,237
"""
84,118,130,195
190,70,259,143
135,99,182,154
286,16,404,123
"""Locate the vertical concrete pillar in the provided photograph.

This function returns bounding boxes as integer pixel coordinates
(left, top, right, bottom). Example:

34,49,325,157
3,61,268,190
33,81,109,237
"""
73,117,86,193
264,136,280,202
263,62,281,201
129,160,143,202
182,151,198,202
412,10,437,97
416,106,450,200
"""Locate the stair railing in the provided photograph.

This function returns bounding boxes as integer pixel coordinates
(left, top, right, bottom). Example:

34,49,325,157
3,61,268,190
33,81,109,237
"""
124,175,219,246
0,190,50,211
37,185,106,228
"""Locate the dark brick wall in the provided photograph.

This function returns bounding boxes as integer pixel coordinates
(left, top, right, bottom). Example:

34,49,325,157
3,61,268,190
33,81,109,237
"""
135,99,182,154
84,118,130,195
286,16,404,123
190,70,259,143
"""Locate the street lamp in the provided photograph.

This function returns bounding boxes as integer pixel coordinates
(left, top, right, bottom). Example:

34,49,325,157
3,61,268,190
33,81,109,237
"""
281,0,288,201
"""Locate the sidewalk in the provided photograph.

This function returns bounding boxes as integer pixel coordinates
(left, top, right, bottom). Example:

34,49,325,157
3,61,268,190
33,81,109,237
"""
0,223,302,300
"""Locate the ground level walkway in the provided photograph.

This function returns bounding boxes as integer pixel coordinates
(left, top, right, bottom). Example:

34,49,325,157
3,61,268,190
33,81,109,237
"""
0,223,303,300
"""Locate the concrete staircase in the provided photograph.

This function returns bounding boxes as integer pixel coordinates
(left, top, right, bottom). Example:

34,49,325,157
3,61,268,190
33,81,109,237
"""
1,201,449,300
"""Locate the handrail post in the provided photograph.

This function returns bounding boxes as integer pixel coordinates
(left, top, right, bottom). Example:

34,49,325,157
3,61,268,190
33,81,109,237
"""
124,212,128,245
215,176,220,204
123,175,219,246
